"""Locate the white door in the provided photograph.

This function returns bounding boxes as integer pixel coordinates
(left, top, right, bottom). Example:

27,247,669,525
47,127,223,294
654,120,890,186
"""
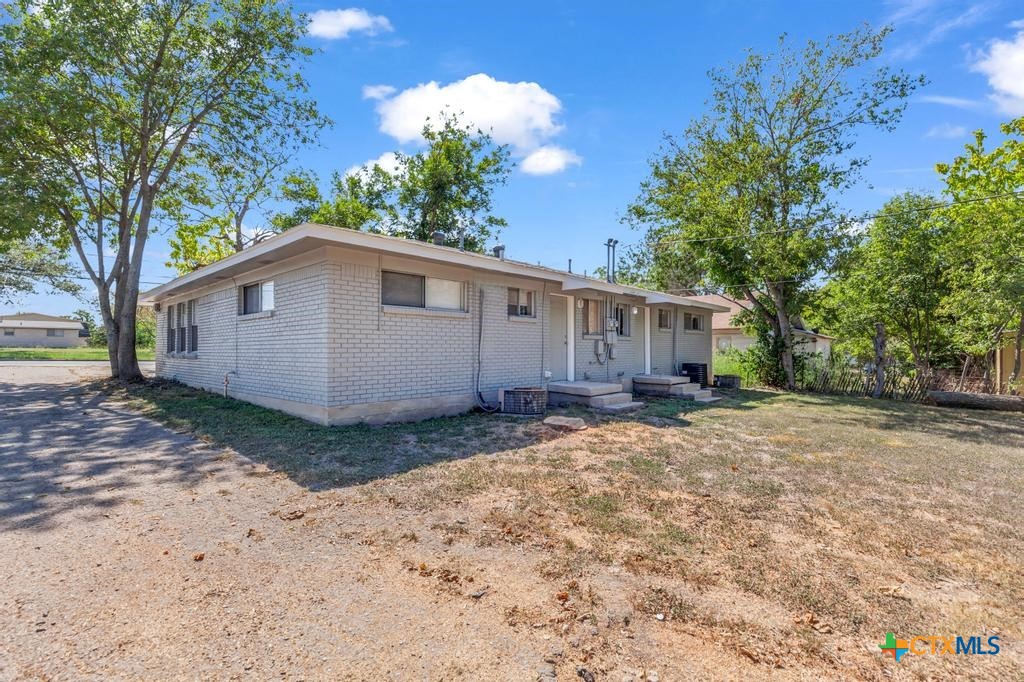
548,295,569,381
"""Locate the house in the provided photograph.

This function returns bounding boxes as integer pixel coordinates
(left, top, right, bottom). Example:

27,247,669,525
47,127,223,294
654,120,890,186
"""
139,223,728,425
687,293,834,359
0,312,87,348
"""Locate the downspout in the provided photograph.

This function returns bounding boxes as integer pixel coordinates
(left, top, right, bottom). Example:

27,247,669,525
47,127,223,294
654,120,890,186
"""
671,308,678,375
475,286,498,412
225,276,240,397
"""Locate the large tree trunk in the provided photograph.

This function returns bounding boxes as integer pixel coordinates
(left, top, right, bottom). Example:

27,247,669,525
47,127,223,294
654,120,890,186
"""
872,322,887,399
115,194,153,382
765,283,796,390
1010,313,1024,395
926,390,1024,412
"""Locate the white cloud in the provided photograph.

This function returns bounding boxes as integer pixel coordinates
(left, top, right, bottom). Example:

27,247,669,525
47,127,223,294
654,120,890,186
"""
1009,18,1024,29
918,94,982,109
308,8,393,40
925,122,968,138
886,0,994,60
367,73,581,173
520,146,582,175
971,28,1024,115
362,84,396,100
344,151,403,179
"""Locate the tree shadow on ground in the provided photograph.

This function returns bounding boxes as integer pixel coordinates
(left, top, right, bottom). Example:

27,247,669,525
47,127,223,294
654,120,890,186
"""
0,379,228,534
780,391,1024,447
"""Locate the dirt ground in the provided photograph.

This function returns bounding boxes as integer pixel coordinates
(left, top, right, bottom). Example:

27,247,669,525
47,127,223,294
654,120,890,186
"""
1,364,1021,681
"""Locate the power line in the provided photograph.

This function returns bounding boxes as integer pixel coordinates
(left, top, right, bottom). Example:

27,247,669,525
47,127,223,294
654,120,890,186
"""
647,188,1024,250
2,265,171,287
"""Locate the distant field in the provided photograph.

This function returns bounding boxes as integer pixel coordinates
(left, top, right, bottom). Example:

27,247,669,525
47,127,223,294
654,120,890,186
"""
0,347,155,361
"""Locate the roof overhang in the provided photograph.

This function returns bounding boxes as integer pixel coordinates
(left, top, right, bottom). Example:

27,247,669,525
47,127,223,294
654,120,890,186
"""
139,223,730,313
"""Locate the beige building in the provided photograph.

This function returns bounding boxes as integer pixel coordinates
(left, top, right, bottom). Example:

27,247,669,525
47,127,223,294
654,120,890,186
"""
140,224,727,425
687,294,834,359
0,313,87,348
994,332,1020,392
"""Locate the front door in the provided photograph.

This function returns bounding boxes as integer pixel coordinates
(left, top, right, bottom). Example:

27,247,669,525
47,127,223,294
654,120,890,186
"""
548,295,569,381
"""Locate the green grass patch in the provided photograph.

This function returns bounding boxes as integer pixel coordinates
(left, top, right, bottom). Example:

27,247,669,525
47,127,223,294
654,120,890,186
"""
0,346,155,361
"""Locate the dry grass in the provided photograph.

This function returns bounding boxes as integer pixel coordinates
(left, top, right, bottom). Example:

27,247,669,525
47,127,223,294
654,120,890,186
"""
114,382,1024,680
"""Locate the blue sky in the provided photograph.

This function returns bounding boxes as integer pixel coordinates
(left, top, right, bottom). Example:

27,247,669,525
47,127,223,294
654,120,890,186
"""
13,0,1024,317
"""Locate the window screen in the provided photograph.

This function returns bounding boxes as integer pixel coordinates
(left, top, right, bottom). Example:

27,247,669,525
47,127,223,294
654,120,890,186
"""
425,277,463,310
381,271,424,307
2,329,13,336
47,329,64,337
167,308,175,352
583,299,602,335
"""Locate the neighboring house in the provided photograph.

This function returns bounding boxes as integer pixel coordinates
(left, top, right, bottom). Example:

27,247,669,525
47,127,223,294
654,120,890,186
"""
139,223,728,425
687,294,834,360
0,313,87,348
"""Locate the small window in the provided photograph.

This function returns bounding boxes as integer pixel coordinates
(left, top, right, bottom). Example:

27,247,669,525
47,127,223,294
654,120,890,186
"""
614,303,630,337
241,280,274,315
684,312,704,332
717,337,731,351
166,307,175,353
582,299,603,335
46,329,64,337
177,302,186,351
507,288,534,317
3,329,13,336
187,299,198,352
381,271,464,311
657,309,672,330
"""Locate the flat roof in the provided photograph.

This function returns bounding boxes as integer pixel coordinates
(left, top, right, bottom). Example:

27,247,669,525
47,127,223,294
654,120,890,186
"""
140,223,729,312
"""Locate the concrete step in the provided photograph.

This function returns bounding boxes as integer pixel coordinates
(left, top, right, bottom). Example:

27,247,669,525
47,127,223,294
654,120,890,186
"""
694,395,723,403
632,374,690,386
597,400,646,414
588,392,634,408
547,381,622,397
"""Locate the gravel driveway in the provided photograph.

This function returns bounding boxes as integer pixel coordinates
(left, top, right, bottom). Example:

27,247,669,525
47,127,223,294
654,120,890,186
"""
0,364,544,680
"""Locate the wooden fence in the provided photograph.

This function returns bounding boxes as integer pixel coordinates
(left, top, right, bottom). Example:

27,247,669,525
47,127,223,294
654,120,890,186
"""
798,363,933,402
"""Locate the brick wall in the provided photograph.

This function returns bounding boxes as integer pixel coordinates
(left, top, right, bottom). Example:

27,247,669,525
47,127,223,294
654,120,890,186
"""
156,262,329,406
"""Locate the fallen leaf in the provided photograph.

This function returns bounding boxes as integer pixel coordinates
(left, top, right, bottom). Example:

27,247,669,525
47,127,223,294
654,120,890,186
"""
192,552,205,562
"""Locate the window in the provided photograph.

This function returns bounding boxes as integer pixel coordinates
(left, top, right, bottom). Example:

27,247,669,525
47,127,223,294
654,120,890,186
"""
381,270,465,311
657,309,672,330
3,329,13,336
684,312,704,332
167,299,199,354
166,307,175,353
187,299,198,353
177,302,186,352
46,329,64,337
717,337,732,351
241,280,274,315
507,288,534,317
614,303,631,337
582,299,603,335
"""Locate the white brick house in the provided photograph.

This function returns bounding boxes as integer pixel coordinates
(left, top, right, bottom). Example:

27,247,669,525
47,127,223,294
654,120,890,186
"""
140,224,727,425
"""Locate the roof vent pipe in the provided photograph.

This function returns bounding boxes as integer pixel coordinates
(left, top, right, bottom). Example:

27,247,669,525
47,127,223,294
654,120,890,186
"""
432,230,445,246
492,244,505,260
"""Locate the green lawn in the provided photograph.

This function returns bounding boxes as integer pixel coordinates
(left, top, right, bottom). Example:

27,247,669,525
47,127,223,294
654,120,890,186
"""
0,346,155,361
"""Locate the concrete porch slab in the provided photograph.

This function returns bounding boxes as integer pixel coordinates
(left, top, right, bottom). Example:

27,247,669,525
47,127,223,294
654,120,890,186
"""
547,381,623,397
632,374,690,386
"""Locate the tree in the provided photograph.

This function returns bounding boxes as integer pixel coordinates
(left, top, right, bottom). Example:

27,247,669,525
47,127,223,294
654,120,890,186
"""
627,25,923,388
287,113,513,252
817,192,951,373
0,239,81,304
167,103,328,274
937,119,1024,393
0,0,321,380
